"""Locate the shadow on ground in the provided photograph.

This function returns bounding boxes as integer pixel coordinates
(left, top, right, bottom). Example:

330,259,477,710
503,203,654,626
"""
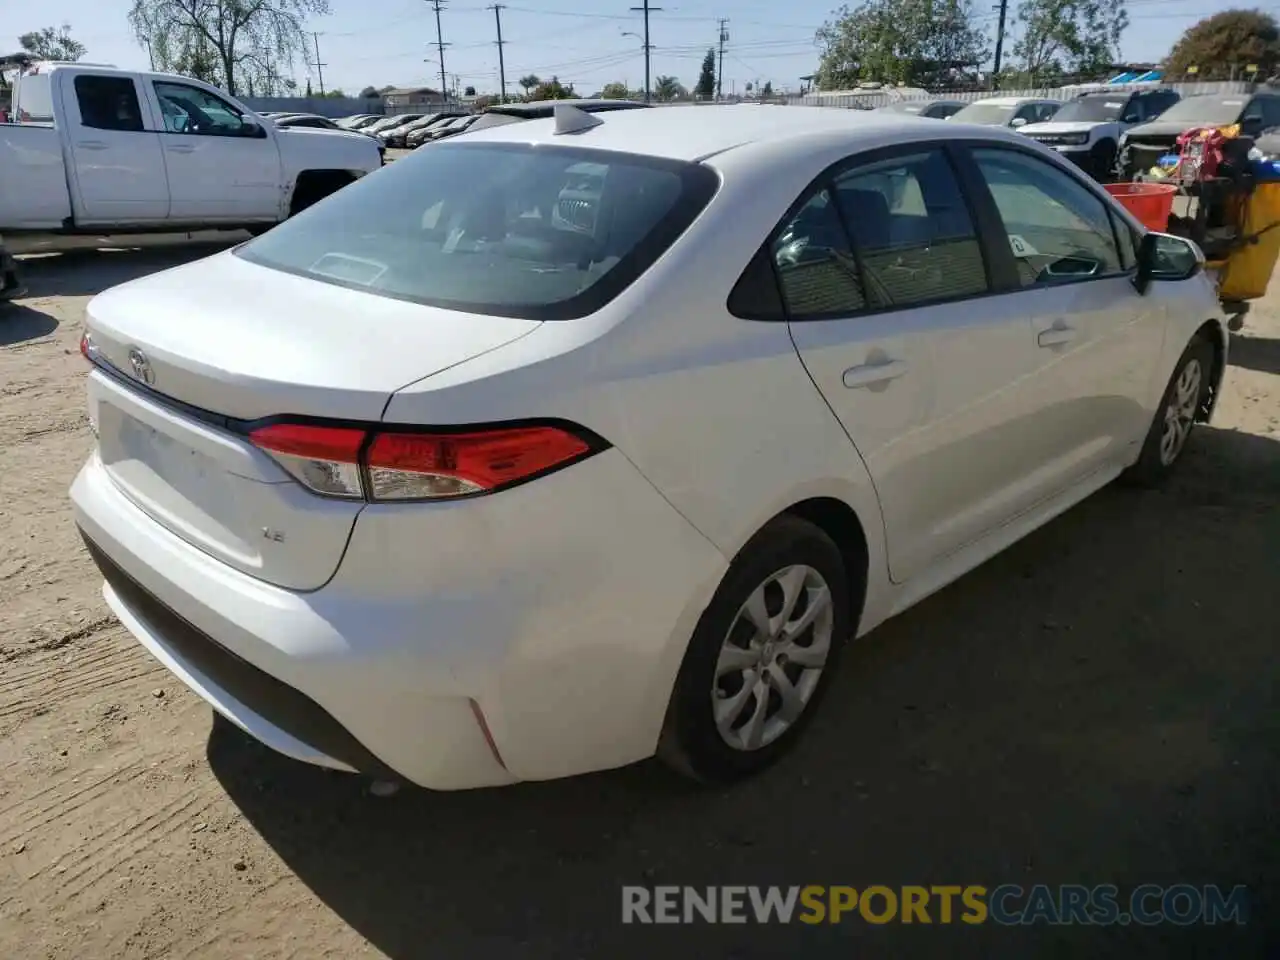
0,303,59,346
16,239,243,300
1229,332,1280,377
210,426,1280,958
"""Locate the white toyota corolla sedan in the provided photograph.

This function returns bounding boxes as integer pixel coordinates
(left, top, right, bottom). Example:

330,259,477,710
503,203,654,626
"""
72,104,1227,790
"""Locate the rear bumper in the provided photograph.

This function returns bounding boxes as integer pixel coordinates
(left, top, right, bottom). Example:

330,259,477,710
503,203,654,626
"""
71,446,726,789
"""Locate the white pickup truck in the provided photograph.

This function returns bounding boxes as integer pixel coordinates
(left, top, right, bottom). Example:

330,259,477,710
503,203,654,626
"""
1,61,381,241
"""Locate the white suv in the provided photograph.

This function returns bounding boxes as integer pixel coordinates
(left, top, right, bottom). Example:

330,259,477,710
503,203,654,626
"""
1020,88,1181,179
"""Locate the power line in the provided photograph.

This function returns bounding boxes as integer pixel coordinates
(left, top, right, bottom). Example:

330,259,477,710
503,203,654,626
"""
628,0,662,103
716,18,728,101
311,32,327,95
428,0,450,100
489,3,508,102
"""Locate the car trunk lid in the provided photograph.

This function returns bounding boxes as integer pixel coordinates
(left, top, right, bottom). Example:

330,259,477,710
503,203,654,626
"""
84,250,540,590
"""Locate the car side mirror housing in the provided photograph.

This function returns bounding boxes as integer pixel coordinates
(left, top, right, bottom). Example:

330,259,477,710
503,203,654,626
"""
1010,116,1028,128
240,120,267,138
1134,232,1205,294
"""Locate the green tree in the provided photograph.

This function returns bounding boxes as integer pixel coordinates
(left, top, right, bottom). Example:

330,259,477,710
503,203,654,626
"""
531,76,574,99
655,74,684,101
815,0,988,89
128,0,331,96
170,35,221,84
464,84,476,96
1012,0,1129,82
600,81,629,99
18,24,86,61
358,85,381,98
696,48,716,98
1164,10,1280,80
761,80,774,97
518,74,541,96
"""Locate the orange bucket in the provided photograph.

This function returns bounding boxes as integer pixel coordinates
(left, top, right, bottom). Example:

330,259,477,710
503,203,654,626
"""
1104,182,1177,232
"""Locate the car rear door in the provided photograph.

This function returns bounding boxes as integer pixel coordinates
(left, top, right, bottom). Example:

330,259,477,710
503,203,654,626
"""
58,70,169,223
956,143,1165,493
782,144,1047,583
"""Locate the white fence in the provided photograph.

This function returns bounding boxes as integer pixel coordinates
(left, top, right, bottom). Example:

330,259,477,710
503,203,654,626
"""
784,80,1255,110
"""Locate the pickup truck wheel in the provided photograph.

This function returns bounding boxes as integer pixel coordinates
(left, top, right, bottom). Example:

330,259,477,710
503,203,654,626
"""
288,172,355,218
1090,139,1116,181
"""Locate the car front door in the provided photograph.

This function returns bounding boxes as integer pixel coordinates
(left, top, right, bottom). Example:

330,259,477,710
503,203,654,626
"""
959,144,1165,494
782,145,1046,583
149,80,282,222
61,72,169,223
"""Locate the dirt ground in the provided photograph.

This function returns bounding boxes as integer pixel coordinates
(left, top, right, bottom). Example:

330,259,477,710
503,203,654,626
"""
1,241,1278,958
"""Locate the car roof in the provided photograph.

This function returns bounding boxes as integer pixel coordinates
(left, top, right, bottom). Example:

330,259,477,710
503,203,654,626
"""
456,102,1026,162
485,98,650,117
966,96,1057,106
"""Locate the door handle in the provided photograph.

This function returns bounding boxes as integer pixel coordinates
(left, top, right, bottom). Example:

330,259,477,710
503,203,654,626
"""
843,359,909,389
1037,326,1077,348
77,140,108,150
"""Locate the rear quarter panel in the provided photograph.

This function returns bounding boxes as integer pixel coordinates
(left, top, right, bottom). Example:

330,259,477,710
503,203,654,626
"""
0,123,72,228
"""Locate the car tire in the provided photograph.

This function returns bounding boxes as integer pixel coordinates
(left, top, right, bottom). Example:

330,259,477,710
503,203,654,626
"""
658,514,853,785
1091,139,1117,181
1122,334,1214,487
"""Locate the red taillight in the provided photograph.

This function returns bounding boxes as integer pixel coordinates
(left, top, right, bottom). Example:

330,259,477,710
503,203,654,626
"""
79,332,92,359
248,422,597,501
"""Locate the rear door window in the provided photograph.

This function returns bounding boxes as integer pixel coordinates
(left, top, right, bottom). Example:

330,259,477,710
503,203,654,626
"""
73,75,145,132
237,142,719,320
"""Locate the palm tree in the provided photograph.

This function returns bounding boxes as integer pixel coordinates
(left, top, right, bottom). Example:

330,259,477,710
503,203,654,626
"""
654,75,682,102
518,74,540,97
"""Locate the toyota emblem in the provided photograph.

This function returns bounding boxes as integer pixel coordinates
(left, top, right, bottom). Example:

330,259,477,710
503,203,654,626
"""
127,347,155,386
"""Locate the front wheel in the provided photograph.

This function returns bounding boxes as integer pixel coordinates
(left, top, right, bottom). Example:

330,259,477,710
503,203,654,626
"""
658,515,852,785
1123,335,1214,486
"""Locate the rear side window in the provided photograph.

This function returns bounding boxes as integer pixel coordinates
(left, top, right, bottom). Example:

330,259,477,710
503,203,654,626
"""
74,75,145,132
15,71,54,122
237,142,719,320
831,149,988,307
771,190,868,317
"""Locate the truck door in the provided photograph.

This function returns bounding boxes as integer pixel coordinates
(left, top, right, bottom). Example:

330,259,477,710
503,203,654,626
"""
60,71,170,223
147,79,283,222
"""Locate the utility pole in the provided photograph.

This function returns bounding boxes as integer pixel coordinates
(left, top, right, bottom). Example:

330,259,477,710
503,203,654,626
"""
991,0,1009,90
143,39,156,71
429,0,450,102
489,4,508,103
628,0,662,104
716,18,728,101
311,32,326,95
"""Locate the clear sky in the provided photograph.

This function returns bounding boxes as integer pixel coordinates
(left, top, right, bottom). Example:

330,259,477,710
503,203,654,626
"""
2,0,1264,98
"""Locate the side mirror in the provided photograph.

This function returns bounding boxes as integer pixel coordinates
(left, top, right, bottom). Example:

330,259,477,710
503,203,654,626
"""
1121,112,1140,124
240,120,267,138
1010,116,1028,128
1134,232,1204,294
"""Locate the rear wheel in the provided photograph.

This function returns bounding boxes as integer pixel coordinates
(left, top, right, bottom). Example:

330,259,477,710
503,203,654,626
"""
1123,335,1214,486
288,172,355,217
658,515,852,784
1090,139,1116,181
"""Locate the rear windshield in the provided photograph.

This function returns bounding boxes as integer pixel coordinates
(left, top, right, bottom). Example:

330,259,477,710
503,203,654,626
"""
1157,96,1246,125
1052,96,1127,122
15,71,54,122
236,141,719,320
950,102,1015,125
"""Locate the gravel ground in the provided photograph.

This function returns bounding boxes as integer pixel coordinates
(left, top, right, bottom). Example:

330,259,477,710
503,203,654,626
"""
1,240,1278,958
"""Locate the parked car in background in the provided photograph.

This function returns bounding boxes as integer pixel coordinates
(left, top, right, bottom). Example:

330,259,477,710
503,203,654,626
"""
404,112,471,148
874,99,966,120
72,104,1225,792
465,98,651,136
949,96,1061,129
1117,91,1280,180
373,114,429,144
2,62,381,237
1018,87,1181,180
336,114,380,128
363,113,424,136
392,112,468,148
270,113,386,162
426,113,482,142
